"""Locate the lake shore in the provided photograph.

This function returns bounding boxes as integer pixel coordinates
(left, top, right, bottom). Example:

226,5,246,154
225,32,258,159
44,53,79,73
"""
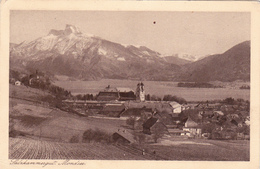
54,79,250,102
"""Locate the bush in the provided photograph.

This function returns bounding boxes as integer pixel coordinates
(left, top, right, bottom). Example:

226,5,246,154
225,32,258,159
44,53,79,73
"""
9,129,20,138
133,132,146,144
70,135,80,143
152,123,165,143
82,129,111,143
224,97,235,105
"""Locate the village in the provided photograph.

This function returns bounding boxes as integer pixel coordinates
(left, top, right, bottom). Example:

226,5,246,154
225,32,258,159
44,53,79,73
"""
61,81,250,143
9,69,250,160
10,70,250,143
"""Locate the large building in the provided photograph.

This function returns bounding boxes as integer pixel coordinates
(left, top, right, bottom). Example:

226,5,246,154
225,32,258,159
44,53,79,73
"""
96,85,136,101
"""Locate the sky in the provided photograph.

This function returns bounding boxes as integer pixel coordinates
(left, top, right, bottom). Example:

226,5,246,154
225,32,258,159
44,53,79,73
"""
10,11,250,58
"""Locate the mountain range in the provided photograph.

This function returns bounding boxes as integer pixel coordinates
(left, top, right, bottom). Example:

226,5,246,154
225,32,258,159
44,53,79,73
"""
10,24,250,82
178,41,250,82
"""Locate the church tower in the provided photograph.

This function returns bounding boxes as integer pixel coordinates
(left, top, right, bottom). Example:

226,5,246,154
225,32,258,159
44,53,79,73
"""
136,82,145,101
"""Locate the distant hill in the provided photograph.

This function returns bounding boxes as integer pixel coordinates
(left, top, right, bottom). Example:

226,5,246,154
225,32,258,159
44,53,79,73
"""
178,41,250,82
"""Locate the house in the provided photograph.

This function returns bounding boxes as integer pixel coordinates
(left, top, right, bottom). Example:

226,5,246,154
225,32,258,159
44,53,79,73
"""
220,105,236,114
15,81,21,86
183,116,202,138
120,107,153,119
213,111,224,116
143,117,158,135
168,128,189,136
169,101,183,114
236,111,249,119
112,129,135,144
230,118,243,127
153,110,174,126
99,104,125,117
142,117,168,135
245,116,250,126
199,110,214,119
237,132,245,140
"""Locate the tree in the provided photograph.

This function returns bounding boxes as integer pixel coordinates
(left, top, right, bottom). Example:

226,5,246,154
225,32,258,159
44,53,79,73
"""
82,129,111,143
152,123,165,143
133,132,146,144
90,94,94,100
145,94,151,101
201,123,216,134
126,116,137,129
224,97,235,105
76,94,83,100
150,95,161,101
21,76,30,86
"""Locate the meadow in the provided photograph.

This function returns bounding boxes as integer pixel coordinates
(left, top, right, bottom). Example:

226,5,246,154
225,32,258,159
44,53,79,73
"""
54,79,250,101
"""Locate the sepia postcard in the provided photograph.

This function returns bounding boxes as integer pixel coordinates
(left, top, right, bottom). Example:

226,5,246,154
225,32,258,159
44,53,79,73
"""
1,0,260,169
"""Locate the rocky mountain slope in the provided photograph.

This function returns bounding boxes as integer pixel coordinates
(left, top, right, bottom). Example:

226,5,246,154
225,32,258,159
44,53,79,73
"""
10,25,250,82
10,25,181,81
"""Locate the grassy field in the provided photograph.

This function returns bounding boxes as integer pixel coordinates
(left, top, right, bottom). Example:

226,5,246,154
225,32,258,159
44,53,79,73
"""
10,100,127,142
141,139,250,161
54,79,250,101
10,84,49,101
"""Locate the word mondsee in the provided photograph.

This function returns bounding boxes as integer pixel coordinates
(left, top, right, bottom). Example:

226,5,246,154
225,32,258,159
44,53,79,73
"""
10,159,85,167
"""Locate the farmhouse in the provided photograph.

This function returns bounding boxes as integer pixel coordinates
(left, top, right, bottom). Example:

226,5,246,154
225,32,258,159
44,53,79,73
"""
183,116,202,138
112,129,135,144
142,117,167,135
169,101,183,114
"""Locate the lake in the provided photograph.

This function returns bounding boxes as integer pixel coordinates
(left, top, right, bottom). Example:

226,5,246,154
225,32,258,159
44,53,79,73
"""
54,79,250,102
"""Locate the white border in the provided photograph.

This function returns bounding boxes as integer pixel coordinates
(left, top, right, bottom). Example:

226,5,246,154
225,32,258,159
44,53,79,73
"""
1,1,260,169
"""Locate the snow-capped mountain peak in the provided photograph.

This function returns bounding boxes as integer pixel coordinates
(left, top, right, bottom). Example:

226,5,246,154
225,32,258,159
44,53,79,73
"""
48,24,82,37
65,24,82,34
10,25,181,81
